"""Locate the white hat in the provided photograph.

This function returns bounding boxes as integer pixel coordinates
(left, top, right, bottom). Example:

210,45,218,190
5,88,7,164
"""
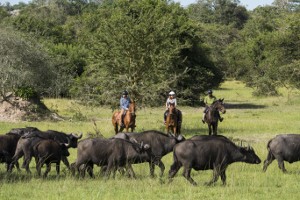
169,91,175,95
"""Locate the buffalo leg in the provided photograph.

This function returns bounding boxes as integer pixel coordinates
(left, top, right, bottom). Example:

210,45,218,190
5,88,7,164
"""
36,159,44,176
263,151,275,172
182,167,197,186
220,168,227,185
156,160,165,177
44,163,51,177
8,150,24,172
277,158,287,173
168,162,181,179
86,163,95,178
79,164,87,178
206,166,220,186
149,162,155,177
61,156,70,169
56,162,60,176
126,164,136,178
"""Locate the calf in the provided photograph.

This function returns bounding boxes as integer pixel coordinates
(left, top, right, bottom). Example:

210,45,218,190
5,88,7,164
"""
263,134,300,173
34,139,70,177
169,135,261,185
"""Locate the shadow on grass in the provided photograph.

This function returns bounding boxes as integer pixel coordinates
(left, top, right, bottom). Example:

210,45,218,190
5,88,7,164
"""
0,169,73,183
225,103,266,109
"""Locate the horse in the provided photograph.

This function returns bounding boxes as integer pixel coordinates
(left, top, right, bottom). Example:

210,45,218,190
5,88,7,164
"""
112,100,136,134
203,98,226,135
165,103,181,136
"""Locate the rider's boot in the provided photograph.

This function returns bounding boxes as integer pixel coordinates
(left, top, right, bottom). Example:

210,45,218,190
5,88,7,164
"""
219,117,224,122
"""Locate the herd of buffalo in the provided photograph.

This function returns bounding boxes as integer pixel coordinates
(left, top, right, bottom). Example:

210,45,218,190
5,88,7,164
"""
1,127,300,185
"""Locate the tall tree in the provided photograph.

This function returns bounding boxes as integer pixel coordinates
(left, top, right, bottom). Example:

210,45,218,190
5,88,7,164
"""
72,0,223,106
226,7,300,95
0,28,57,99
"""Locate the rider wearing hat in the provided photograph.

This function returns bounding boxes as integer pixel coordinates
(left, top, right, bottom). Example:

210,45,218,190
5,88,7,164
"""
119,90,131,128
202,89,223,123
164,91,180,124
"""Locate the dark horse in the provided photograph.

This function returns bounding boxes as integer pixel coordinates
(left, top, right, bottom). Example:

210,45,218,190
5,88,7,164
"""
112,100,136,134
165,103,182,136
203,99,226,135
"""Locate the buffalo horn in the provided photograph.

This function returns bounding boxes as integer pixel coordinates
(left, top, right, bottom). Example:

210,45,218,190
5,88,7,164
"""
64,137,71,147
72,132,83,139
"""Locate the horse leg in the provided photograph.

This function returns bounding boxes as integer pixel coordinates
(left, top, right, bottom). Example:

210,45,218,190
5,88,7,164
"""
173,127,177,137
114,124,118,134
208,124,212,135
213,123,218,135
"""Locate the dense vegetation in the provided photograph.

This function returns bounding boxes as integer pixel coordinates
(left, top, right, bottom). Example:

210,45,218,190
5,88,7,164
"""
0,0,299,106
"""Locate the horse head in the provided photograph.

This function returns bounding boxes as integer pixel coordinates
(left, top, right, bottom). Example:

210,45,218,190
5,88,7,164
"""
129,100,136,117
168,102,176,114
213,98,226,114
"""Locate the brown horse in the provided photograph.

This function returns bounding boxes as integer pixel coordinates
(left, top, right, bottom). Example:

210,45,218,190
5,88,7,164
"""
204,98,226,135
165,103,181,136
112,100,136,134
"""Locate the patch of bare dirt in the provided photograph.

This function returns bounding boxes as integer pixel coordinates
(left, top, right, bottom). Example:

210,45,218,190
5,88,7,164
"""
0,95,62,122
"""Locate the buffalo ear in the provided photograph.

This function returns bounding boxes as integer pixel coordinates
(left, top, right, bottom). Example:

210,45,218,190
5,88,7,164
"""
143,144,150,150
130,138,138,144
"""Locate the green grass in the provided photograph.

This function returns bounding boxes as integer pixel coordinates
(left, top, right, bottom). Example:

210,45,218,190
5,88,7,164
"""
0,80,300,200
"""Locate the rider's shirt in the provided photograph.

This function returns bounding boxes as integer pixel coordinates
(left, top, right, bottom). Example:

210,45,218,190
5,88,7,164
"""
166,98,177,108
204,95,216,105
120,97,131,110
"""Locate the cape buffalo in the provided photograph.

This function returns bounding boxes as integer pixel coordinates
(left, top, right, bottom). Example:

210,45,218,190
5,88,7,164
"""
126,130,185,177
169,135,261,185
263,134,300,173
9,129,82,173
0,127,38,171
72,137,150,178
34,139,70,177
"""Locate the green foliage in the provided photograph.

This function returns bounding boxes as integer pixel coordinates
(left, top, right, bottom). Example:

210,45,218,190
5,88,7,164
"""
72,0,223,106
0,28,58,99
188,0,249,29
2,0,298,103
226,7,300,96
15,86,39,100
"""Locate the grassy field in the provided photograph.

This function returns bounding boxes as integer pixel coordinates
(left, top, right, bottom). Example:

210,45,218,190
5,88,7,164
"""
0,80,300,200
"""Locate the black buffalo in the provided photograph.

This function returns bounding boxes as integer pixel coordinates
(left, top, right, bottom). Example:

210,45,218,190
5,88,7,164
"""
34,139,70,177
169,135,261,185
9,129,82,173
72,137,150,178
126,130,185,177
263,134,300,173
0,127,38,171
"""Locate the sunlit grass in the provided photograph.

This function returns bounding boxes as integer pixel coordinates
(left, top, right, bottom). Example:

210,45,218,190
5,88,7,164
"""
0,80,300,199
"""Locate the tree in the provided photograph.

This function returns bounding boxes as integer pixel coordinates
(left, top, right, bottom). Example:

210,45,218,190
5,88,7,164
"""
72,0,223,106
0,28,57,99
188,0,249,29
226,7,300,96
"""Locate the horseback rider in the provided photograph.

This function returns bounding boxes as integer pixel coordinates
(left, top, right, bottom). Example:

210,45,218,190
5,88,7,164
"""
202,89,223,123
119,90,131,128
164,91,182,126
